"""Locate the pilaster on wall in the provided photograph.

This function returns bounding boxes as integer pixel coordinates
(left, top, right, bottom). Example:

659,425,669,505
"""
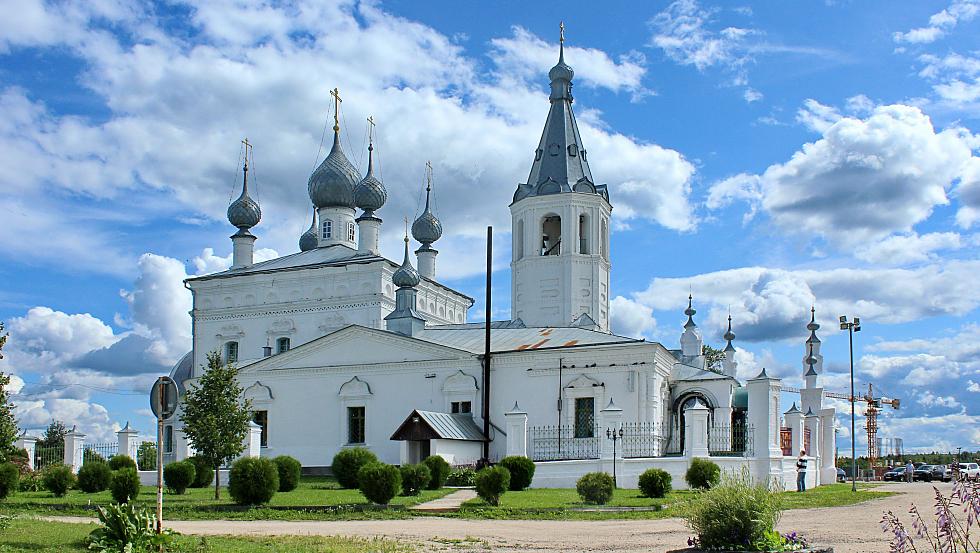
505,402,529,458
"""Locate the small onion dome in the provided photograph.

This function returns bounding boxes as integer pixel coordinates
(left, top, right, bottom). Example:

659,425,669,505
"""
299,207,318,252
683,294,697,329
227,172,261,230
723,315,736,352
412,184,442,245
308,132,358,209
807,306,820,332
549,41,574,82
353,144,387,215
392,236,420,288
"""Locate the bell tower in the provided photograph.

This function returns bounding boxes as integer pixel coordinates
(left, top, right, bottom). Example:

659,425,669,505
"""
510,25,612,331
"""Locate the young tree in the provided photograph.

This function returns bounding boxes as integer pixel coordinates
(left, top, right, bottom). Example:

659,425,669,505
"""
702,345,726,374
0,324,18,460
38,420,69,449
180,351,252,500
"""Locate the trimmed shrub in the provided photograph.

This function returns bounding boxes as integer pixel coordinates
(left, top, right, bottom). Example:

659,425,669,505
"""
685,468,783,550
228,457,279,506
77,462,112,493
445,466,476,487
110,468,141,504
422,455,450,489
188,456,214,488
357,462,401,505
331,447,378,489
163,461,196,495
475,465,510,506
108,455,137,471
576,472,614,505
272,456,302,492
399,463,431,496
638,468,672,499
685,458,721,490
0,462,19,499
42,464,75,497
7,448,30,474
498,456,535,491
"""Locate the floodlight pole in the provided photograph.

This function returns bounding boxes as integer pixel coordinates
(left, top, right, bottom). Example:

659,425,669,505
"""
840,316,859,492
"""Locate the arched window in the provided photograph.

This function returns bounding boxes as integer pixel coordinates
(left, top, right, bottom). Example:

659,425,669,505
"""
224,341,239,364
600,218,608,260
578,214,589,254
347,222,355,241
541,215,561,256
322,220,333,239
516,219,525,260
276,337,290,353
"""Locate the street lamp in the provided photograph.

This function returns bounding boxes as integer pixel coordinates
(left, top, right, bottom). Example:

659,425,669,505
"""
840,315,861,492
606,426,624,487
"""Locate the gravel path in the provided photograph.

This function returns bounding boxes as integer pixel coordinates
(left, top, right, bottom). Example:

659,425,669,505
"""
46,482,943,553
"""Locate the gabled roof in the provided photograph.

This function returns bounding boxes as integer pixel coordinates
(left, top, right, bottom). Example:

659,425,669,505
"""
416,325,641,354
672,362,734,382
390,410,486,442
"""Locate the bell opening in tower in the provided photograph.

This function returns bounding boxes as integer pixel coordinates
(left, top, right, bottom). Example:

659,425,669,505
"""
541,215,561,256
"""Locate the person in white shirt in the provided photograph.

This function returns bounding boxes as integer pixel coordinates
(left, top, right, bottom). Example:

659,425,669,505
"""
797,450,807,492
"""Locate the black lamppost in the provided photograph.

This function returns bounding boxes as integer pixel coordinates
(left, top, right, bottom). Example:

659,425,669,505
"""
840,315,861,492
606,426,624,487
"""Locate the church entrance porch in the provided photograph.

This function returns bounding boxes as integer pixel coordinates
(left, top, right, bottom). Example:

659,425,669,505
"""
390,410,486,466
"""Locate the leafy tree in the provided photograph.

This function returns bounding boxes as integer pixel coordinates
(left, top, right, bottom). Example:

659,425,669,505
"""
136,441,157,470
0,324,19,461
702,344,726,374
38,421,68,449
179,351,251,500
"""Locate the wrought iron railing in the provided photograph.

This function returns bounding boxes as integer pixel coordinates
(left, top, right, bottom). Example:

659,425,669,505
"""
83,442,118,464
34,445,63,470
529,424,601,461
620,422,669,458
708,424,754,457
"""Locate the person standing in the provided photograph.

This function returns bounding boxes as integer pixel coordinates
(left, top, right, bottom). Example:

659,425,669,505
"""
906,460,914,483
797,450,807,492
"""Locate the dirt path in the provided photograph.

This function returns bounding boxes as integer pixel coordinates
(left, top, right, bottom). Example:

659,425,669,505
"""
46,482,941,553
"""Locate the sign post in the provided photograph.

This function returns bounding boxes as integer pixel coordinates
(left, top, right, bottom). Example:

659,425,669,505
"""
150,376,178,536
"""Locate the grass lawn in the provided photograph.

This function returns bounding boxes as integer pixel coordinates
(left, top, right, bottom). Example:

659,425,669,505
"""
0,518,412,552
2,476,451,520
454,482,893,520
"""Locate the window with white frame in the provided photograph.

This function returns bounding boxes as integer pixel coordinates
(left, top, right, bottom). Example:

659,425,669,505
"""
276,337,290,353
347,222,355,241
451,401,472,414
224,341,239,364
322,220,333,239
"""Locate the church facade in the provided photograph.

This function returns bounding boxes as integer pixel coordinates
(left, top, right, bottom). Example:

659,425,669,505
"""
161,38,837,490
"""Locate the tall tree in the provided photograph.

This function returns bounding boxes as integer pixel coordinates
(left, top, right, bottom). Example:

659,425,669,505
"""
702,344,726,374
0,323,18,460
38,420,69,449
179,351,251,500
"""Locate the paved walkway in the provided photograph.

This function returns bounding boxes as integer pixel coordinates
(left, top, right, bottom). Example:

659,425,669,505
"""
409,489,477,512
46,482,942,553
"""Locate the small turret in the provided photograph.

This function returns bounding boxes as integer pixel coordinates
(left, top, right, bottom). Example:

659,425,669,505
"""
354,117,387,255
680,294,703,358
412,162,442,280
228,139,261,269
802,306,824,375
721,314,738,377
385,228,426,337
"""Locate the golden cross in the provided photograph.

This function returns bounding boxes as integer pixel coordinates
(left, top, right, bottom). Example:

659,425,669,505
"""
367,115,375,142
559,21,565,44
330,87,342,131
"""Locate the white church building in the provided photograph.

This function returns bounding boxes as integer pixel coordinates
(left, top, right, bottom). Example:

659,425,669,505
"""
159,38,837,490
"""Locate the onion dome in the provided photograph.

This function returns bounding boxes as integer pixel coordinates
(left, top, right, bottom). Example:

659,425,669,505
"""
227,161,261,229
308,131,358,209
683,294,697,329
412,180,442,246
353,143,387,216
392,235,420,288
806,306,821,343
723,314,736,352
299,207,318,252
805,342,819,370
549,42,574,84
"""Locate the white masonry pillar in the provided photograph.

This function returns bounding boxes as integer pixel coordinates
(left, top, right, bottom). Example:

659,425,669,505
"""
685,401,711,458
747,369,783,485
117,422,139,461
14,435,37,471
505,402,529,458
63,428,86,473
819,408,837,486
804,408,821,487
599,398,624,460
784,404,804,458
242,421,262,459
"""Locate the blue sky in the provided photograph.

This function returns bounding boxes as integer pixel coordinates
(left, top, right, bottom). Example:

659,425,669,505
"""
0,0,978,453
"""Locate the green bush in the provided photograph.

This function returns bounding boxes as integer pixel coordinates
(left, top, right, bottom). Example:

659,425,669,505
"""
108,455,137,471
331,447,378,489
0,462,19,499
18,471,42,492
87,502,175,552
228,457,279,506
77,462,112,493
399,463,431,496
42,464,75,497
272,456,301,492
638,468,672,498
422,455,450,489
498,456,535,491
188,456,214,488
475,465,510,506
685,458,721,490
576,472,614,505
7,449,30,474
163,461,196,495
685,468,783,550
110,468,141,504
357,463,401,505
446,466,477,486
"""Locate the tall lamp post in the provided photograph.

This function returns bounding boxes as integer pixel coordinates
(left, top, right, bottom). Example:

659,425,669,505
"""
606,426,623,487
839,315,861,492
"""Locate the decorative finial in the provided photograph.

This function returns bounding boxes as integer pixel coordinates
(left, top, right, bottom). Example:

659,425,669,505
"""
560,21,565,45
241,137,251,171
367,115,375,147
404,216,409,241
425,160,433,193
330,87,342,132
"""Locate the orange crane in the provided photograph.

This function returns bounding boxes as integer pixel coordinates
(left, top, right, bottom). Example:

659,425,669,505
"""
781,383,900,468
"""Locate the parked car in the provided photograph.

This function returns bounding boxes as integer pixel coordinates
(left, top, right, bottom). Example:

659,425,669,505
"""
837,468,846,482
931,464,952,482
883,466,907,481
957,462,980,480
913,465,935,481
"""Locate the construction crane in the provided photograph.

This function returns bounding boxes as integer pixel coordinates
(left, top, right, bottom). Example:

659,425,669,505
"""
781,382,900,467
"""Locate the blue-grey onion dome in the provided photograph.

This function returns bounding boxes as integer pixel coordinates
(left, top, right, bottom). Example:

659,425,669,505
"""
299,208,318,252
308,133,358,209
549,59,574,82
227,184,261,229
724,328,735,342
412,186,442,245
806,353,819,367
393,237,420,288
353,145,387,213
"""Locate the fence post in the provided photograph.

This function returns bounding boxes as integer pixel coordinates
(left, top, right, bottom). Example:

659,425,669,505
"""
599,398,623,459
64,428,86,473
117,422,139,461
243,421,262,458
804,408,820,486
819,408,836,486
684,401,710,457
504,401,528,457
14,434,37,470
784,403,804,457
